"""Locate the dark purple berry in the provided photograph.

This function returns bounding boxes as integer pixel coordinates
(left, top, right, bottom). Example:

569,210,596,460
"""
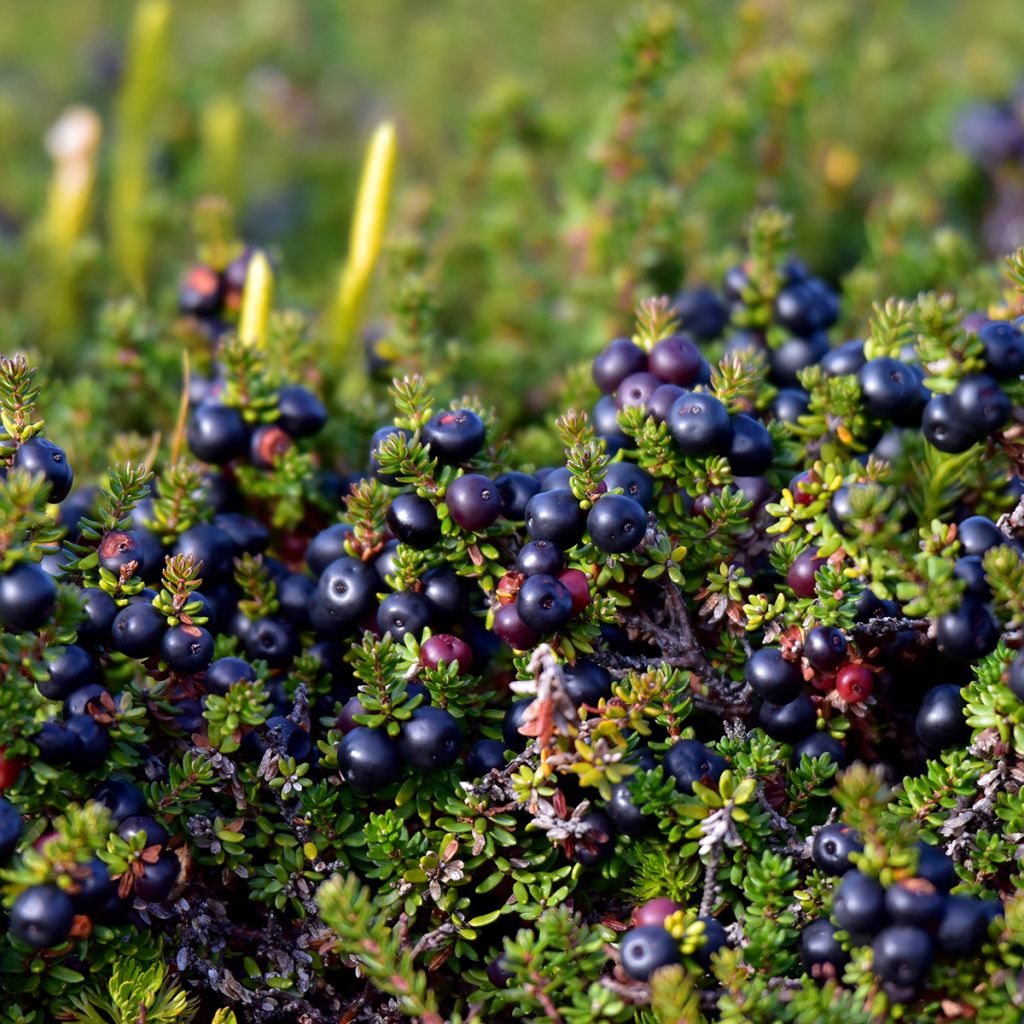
524,489,585,549
745,647,802,703
586,493,647,553
0,561,57,631
833,870,889,938
134,853,179,902
39,644,97,700
592,339,647,394
663,739,727,795
515,574,574,633
619,926,681,981
801,918,849,975
446,474,502,532
915,684,969,748
387,493,441,549
465,739,505,777
0,797,22,861
398,706,461,771
872,925,933,988
161,625,214,674
758,694,816,743
667,392,732,457
276,384,327,438
812,823,862,875
804,626,847,671
493,604,540,650
376,591,432,642
422,409,486,464
187,404,249,465
337,727,402,792
935,599,999,661
648,335,703,386
14,437,73,503
111,602,165,659
10,884,74,947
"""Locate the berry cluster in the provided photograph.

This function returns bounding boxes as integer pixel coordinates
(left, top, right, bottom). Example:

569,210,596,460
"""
2,220,1024,1023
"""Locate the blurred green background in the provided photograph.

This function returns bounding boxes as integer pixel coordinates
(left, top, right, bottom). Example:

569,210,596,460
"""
2,0,1024,463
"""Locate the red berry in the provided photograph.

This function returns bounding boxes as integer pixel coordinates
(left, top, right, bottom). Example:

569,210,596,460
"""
632,897,684,928
421,634,473,675
0,747,24,791
558,569,591,614
836,664,874,703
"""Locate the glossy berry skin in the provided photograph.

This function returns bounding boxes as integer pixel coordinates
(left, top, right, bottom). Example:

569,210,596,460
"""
10,884,74,948
915,842,958,893
726,414,773,476
187,404,249,465
950,374,1010,435
421,634,473,674
978,320,1024,378
78,586,118,646
516,574,574,634
758,694,816,743
616,372,662,412
161,626,214,674
619,926,681,981
446,474,502,532
587,494,647,553
791,732,847,767
745,647,803,704
420,567,467,625
377,591,432,642
592,394,625,437
34,721,78,764
399,706,461,771
516,540,564,577
804,626,847,671
524,489,585,549
821,339,866,377
249,424,293,470
205,657,257,696
304,525,354,579
0,561,57,631
558,569,591,614
592,338,647,393
72,857,116,914
604,462,654,510
276,384,327,438
14,437,73,503
0,797,22,861
278,572,315,629
422,409,486,464
387,493,441,549
134,853,180,902
39,644,97,700
885,879,945,931
562,658,612,707
957,515,1005,557
922,394,978,453
647,383,687,424
111,602,165,659
606,782,651,836
494,471,541,521
937,896,990,955
368,425,412,485
915,684,969,749
98,530,146,577
174,524,235,584
857,357,927,422
311,557,376,633
836,664,874,703
633,898,684,928
465,739,505,777
801,918,849,975
1009,654,1024,700
770,388,810,424
649,335,703,386
786,548,825,598
117,815,169,850
667,392,733,457
244,617,298,669
872,925,934,988
93,778,147,825
493,604,540,650
935,599,999,661
694,917,728,969
337,727,402,793
539,467,572,492
812,823,862,876
664,739,727,795
502,699,533,752
833,871,889,938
